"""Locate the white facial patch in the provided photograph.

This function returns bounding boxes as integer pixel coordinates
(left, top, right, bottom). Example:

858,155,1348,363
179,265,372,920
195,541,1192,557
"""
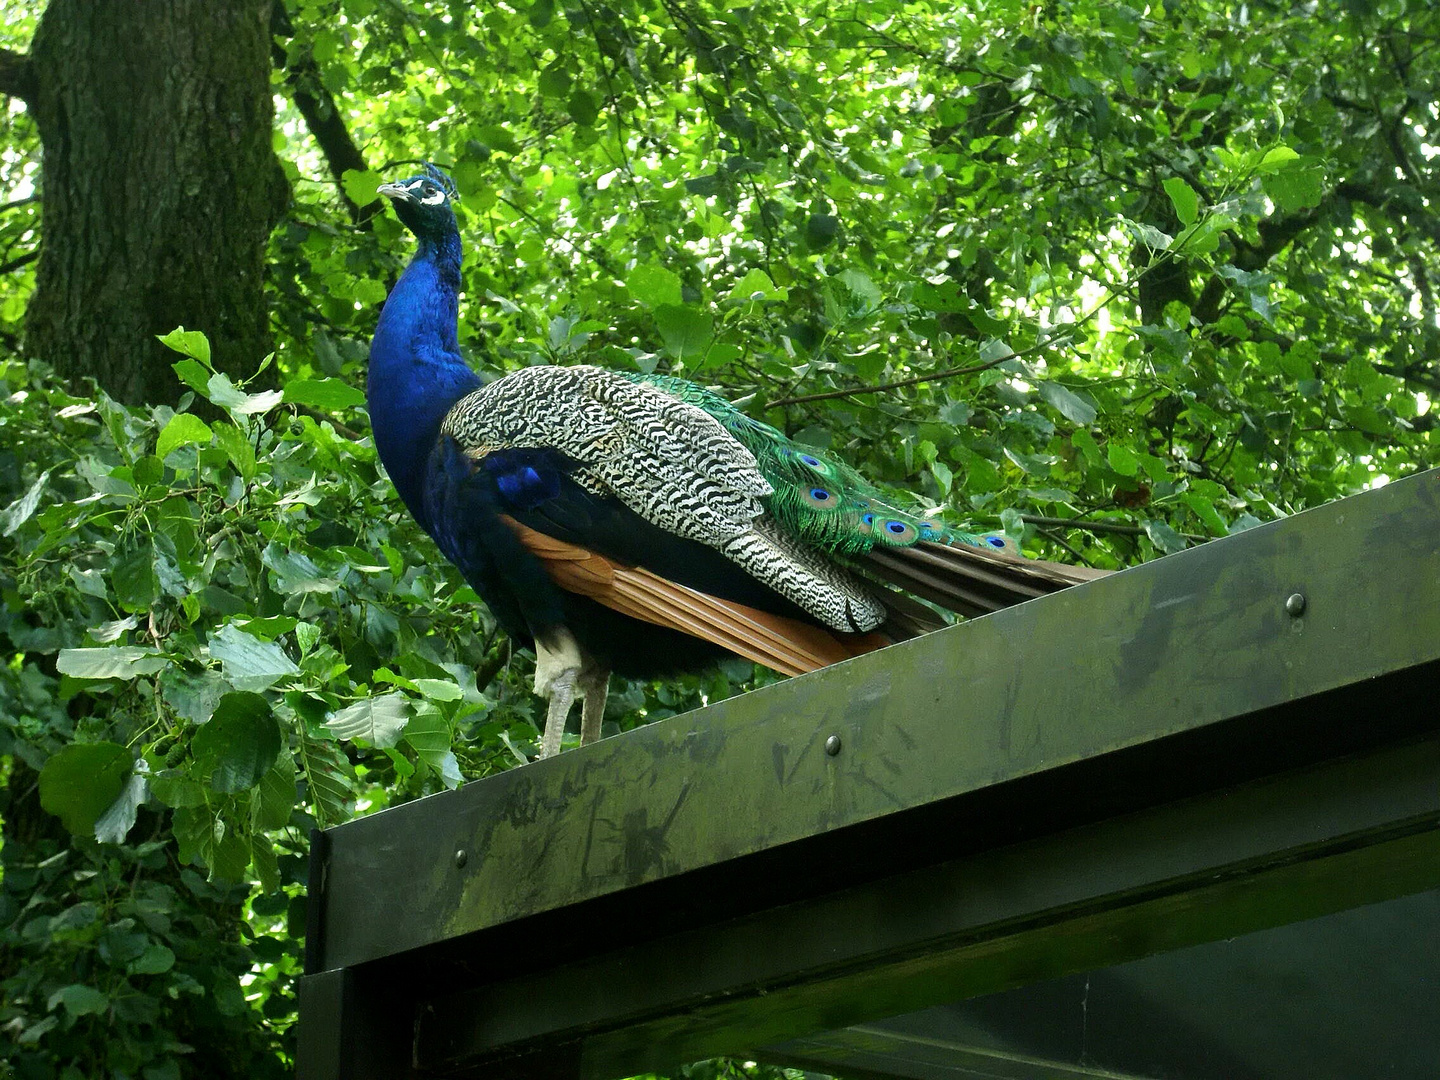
404,179,448,205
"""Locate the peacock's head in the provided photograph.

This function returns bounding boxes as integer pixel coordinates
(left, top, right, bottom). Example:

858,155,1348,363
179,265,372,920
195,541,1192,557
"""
378,164,458,242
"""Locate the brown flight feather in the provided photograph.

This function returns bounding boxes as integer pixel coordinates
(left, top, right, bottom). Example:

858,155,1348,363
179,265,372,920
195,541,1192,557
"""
499,517,887,676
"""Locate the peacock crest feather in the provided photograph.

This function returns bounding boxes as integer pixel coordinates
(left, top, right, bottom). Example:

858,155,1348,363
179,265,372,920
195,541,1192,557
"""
626,372,1017,560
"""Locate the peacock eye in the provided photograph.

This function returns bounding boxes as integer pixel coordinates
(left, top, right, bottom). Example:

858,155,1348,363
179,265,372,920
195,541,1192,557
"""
809,487,830,501
987,536,1006,548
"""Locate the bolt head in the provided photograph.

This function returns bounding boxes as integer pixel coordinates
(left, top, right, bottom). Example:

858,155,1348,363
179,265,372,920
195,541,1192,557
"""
454,849,468,869
825,734,842,756
1285,593,1306,617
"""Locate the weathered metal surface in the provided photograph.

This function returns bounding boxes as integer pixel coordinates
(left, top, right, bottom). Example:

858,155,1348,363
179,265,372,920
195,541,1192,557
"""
415,735,1440,1076
313,469,1440,972
295,469,1440,1079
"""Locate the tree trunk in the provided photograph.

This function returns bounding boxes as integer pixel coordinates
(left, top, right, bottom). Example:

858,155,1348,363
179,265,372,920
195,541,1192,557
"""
23,0,285,406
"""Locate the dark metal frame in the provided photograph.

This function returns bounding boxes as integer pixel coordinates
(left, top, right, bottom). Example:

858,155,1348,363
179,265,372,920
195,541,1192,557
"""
297,470,1440,1080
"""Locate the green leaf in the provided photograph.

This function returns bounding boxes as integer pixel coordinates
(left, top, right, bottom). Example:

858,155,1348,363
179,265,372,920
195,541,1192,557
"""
157,327,211,366
729,268,786,303
150,776,208,808
1143,518,1188,554
56,646,168,680
156,413,213,458
401,703,449,754
930,459,953,496
654,304,714,362
206,372,283,416
1,468,51,537
1162,177,1199,226
262,545,338,595
212,422,256,481
1177,213,1230,255
412,678,462,702
835,269,882,314
1122,218,1172,251
47,984,110,1017
1037,382,1098,426
1179,492,1229,535
192,692,282,793
538,62,572,99
172,359,212,394
1263,162,1324,212
805,213,840,248
962,305,1010,337
326,693,410,748
300,734,356,826
404,704,461,789
91,615,139,644
568,88,599,126
252,751,297,830
235,615,298,640
161,668,231,724
94,772,148,844
251,834,280,894
433,751,463,789
477,124,520,155
341,168,381,206
628,264,683,308
1255,145,1299,173
134,455,164,485
912,280,969,314
283,377,367,411
18,1017,59,1045
209,623,299,692
112,535,159,612
129,944,176,976
39,743,131,836
1107,443,1140,476
211,825,251,882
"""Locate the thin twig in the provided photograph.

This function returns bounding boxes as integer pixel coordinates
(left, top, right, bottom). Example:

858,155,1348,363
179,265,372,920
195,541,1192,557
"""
768,333,1069,408
1022,514,1209,542
1035,527,1101,567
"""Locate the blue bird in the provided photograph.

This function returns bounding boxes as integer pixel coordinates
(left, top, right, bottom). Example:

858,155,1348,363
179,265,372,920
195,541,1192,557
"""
368,166,1104,759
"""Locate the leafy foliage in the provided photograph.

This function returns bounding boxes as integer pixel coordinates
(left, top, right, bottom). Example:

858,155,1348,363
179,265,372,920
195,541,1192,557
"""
3,0,1438,1075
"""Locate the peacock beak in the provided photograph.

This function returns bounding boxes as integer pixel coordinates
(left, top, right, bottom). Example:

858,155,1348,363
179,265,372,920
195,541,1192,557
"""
377,182,414,202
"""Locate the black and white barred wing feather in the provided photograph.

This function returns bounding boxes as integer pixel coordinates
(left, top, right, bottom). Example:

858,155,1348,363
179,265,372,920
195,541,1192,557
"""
441,365,887,633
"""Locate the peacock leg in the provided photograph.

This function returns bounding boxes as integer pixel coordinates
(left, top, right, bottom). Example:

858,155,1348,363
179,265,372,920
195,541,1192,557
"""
537,671,576,759
578,664,610,746
533,628,583,760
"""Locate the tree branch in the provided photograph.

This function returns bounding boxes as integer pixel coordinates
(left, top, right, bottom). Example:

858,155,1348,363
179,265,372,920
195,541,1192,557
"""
1021,514,1208,541
270,2,377,226
767,355,1008,408
1195,178,1417,324
0,47,36,103
768,326,1079,409
0,249,39,274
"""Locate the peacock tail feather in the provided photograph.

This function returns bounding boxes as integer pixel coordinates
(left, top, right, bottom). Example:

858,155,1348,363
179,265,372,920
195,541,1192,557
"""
627,372,1016,560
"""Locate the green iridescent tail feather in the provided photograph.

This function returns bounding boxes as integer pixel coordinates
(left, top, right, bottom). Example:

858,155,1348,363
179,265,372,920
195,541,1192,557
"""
630,372,1015,560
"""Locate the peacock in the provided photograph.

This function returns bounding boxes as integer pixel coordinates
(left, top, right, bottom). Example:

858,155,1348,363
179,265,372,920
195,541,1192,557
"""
367,166,1105,760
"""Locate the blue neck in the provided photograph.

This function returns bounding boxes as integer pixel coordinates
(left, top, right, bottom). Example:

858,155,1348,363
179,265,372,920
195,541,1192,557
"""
368,231,481,526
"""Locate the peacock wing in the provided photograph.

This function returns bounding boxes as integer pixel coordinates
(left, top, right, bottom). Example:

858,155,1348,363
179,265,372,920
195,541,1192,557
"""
444,365,766,544
442,366,888,633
